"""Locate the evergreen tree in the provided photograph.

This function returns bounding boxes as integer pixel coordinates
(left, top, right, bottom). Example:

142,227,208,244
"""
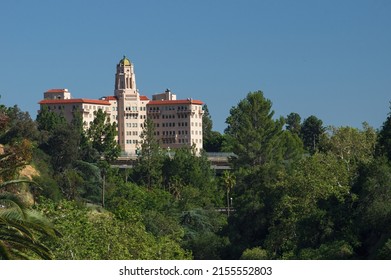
300,115,325,154
86,109,120,163
285,112,301,135
133,118,165,189
376,103,391,160
225,90,285,168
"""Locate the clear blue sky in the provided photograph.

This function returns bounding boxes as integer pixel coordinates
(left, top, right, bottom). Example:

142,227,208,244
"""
1,0,390,132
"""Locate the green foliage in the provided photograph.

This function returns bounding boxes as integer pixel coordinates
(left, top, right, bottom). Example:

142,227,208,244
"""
285,112,301,135
240,247,269,260
204,130,225,152
86,109,120,163
31,148,62,201
353,157,391,258
36,105,67,134
376,103,391,160
0,139,33,180
225,91,285,168
202,104,225,152
324,124,377,175
202,104,213,141
298,241,354,260
265,153,356,259
37,199,191,260
0,184,59,259
300,115,325,154
47,125,81,172
5,91,391,260
0,105,38,144
133,118,165,188
221,171,235,216
180,208,228,259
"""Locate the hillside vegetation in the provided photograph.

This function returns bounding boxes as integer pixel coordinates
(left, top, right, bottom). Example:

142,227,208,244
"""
1,92,391,260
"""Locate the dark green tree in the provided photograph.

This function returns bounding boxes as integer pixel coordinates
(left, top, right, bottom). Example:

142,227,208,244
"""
46,125,80,172
353,157,391,259
221,171,236,217
202,104,213,141
225,91,285,168
36,105,67,133
86,109,120,163
285,112,301,135
300,115,325,154
376,103,391,160
0,105,38,144
132,118,164,189
202,104,225,152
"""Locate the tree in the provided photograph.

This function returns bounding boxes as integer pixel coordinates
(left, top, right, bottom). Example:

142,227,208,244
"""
46,125,80,172
0,186,59,259
0,105,38,144
133,118,165,189
225,91,285,168
86,109,120,163
202,104,225,152
221,171,236,216
37,199,190,260
202,104,213,141
36,105,67,134
264,153,356,259
85,109,120,207
353,157,391,259
285,112,301,135
325,124,376,174
0,149,59,261
376,103,391,160
300,115,325,154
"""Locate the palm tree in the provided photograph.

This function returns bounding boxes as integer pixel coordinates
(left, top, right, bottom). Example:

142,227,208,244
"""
0,179,59,259
221,171,236,217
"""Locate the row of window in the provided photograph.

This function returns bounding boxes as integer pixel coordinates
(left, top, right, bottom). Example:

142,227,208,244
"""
126,123,138,127
126,131,138,136
125,114,146,119
157,130,201,136
125,106,146,111
126,139,139,144
84,105,107,110
161,138,202,144
161,130,189,136
161,122,188,128
149,105,189,112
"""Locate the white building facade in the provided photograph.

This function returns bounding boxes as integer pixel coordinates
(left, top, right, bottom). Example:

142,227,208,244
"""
38,56,204,155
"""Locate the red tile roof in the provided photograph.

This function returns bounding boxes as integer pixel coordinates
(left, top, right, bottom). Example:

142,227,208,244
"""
103,96,118,101
45,89,68,93
148,99,203,106
39,98,111,106
140,95,150,101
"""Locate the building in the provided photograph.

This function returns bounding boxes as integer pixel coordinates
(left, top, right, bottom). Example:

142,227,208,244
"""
38,89,111,128
38,56,204,155
148,89,204,151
